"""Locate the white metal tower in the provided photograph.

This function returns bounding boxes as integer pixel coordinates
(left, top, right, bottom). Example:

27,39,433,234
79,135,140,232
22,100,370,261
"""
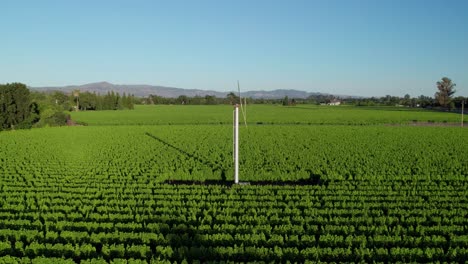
233,104,239,184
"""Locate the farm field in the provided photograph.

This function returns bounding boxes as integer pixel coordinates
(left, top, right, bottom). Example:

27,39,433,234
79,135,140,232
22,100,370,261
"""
71,105,462,126
0,106,467,263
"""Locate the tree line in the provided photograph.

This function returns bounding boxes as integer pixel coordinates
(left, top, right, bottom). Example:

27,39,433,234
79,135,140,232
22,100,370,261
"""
140,93,466,108
31,90,134,111
350,77,463,109
141,93,350,106
139,77,464,109
1,83,135,131
347,94,466,108
0,77,463,131
70,90,135,111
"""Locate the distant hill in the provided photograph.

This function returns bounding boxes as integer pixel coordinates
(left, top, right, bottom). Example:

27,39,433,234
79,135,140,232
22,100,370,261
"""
242,89,326,99
31,82,356,99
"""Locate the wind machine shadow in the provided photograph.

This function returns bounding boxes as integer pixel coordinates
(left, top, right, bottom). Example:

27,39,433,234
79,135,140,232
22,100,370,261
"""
145,132,325,186
144,132,228,181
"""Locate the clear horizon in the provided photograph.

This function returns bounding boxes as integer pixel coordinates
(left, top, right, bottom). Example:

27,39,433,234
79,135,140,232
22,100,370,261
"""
1,0,467,97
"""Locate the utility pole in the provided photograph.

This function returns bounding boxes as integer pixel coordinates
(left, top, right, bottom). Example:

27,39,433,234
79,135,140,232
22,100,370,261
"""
73,90,80,112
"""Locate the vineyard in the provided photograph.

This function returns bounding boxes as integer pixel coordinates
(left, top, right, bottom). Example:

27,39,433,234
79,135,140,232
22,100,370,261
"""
71,105,463,126
0,106,467,263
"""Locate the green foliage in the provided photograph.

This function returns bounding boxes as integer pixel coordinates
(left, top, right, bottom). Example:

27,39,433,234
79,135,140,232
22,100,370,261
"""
0,124,467,183
435,77,456,108
71,104,461,126
0,106,467,262
75,91,135,111
29,89,135,128
0,83,37,130
45,112,68,126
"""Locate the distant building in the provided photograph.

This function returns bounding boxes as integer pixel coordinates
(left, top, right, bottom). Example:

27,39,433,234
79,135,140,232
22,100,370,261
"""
328,99,341,106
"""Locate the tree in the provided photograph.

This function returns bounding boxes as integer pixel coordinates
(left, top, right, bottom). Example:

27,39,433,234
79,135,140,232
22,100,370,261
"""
401,94,411,106
205,95,216,105
191,96,203,105
0,83,36,130
148,94,162,104
103,91,114,109
127,94,135,109
176,95,188,105
417,95,434,108
72,89,80,111
49,91,72,111
453,96,467,109
226,92,239,105
435,77,456,109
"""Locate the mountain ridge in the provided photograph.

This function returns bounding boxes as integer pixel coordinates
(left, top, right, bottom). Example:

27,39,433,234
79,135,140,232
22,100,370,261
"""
31,82,357,99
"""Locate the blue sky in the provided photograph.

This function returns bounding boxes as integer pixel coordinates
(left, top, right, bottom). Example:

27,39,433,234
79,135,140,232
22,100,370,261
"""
1,0,467,97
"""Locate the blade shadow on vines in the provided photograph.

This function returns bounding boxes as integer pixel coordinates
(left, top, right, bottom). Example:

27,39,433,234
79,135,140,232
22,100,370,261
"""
144,132,228,181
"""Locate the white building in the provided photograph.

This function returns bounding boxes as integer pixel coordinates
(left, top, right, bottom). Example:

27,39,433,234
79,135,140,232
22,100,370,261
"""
328,99,341,106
